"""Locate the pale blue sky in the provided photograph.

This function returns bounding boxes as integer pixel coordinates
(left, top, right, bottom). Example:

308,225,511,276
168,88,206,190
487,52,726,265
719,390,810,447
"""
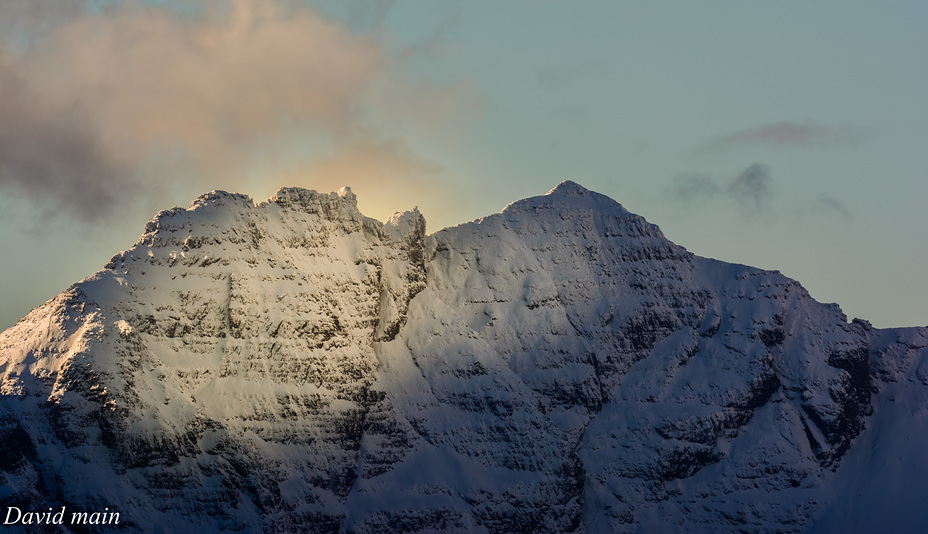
1,0,925,329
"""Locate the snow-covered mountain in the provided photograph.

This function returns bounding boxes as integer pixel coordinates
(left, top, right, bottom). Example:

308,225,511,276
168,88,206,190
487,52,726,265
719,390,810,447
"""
1,182,926,533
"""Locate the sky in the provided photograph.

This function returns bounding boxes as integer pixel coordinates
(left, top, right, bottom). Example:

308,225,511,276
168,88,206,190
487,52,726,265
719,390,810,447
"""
0,0,926,330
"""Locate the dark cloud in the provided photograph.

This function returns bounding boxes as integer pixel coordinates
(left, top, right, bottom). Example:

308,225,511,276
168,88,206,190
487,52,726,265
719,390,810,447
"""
667,164,856,222
665,174,721,203
704,122,860,151
665,164,773,217
727,163,772,214
0,52,133,220
815,194,854,221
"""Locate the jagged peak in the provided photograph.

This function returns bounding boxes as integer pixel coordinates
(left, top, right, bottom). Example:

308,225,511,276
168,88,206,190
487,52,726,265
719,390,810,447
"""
384,207,425,242
139,191,255,235
188,190,255,210
337,186,356,201
267,186,361,216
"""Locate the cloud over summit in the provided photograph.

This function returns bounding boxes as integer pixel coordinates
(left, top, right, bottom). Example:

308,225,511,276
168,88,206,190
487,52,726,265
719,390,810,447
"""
0,0,453,223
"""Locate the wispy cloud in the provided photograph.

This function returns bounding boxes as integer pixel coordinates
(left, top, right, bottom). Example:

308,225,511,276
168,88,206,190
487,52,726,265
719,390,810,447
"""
665,174,720,204
666,164,773,217
345,0,399,31
666,164,856,221
727,163,772,214
0,0,461,224
703,122,861,152
814,194,854,222
398,9,461,61
536,59,606,87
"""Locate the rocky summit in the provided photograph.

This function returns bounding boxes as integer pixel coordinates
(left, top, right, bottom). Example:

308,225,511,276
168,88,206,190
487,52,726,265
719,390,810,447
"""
1,182,926,533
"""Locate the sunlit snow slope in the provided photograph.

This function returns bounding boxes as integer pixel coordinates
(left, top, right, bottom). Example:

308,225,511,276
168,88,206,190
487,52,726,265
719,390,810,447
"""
1,182,925,533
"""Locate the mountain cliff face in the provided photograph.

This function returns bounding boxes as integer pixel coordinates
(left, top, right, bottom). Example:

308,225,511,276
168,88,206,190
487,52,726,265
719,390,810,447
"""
1,182,926,533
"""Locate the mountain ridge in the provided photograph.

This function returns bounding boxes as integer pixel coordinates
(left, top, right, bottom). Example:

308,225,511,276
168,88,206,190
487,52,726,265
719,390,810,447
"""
1,182,926,533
